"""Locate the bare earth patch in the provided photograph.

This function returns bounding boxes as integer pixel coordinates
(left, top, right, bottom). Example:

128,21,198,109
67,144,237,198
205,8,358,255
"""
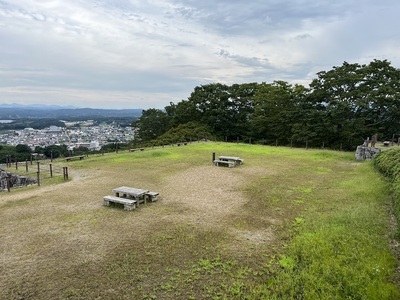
0,162,275,295
161,166,246,226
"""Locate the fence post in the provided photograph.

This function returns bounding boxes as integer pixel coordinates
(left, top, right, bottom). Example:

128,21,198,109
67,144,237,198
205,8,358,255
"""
26,160,28,172
212,152,215,163
15,161,18,170
63,167,69,180
290,139,293,148
37,161,40,172
7,174,11,192
50,163,53,178
37,171,40,186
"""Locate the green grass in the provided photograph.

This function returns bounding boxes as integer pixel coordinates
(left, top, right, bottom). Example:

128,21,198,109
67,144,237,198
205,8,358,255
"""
258,163,399,299
1,142,398,299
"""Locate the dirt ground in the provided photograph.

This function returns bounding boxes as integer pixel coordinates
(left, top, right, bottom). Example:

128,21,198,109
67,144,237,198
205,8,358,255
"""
0,163,275,294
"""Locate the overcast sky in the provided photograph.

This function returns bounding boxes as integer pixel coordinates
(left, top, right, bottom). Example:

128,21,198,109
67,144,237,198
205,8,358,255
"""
1,0,399,109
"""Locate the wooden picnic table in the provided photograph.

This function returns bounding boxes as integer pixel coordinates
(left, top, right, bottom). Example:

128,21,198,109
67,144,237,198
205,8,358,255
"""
112,186,149,205
218,156,243,165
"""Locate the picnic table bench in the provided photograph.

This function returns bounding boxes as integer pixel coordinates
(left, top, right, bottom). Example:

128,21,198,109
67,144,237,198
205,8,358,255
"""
103,195,137,210
129,148,145,152
65,155,85,161
213,160,236,168
145,191,159,202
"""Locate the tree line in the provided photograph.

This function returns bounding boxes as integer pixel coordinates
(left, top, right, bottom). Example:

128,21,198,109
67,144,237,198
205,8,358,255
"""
0,143,133,164
133,59,400,150
0,144,89,164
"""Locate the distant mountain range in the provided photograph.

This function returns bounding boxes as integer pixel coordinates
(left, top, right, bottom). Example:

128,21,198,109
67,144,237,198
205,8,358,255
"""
0,104,143,119
0,103,77,110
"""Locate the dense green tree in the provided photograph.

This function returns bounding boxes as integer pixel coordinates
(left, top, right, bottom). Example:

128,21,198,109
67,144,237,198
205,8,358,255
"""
309,59,400,149
131,59,400,150
156,121,214,145
73,146,90,155
0,144,32,162
188,83,232,137
41,145,69,158
250,81,308,145
225,83,258,140
0,144,17,163
181,83,258,140
101,143,118,152
133,108,171,142
15,144,32,154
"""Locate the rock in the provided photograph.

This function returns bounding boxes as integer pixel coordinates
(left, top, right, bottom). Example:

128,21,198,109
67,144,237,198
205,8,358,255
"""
355,146,381,160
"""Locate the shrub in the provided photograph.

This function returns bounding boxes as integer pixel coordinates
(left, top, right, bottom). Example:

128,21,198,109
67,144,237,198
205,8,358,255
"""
374,147,400,237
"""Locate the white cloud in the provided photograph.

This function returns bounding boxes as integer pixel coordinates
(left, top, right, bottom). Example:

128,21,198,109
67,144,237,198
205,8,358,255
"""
1,0,399,108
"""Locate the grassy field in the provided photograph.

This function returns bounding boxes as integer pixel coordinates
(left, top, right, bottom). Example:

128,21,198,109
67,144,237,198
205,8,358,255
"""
0,142,399,299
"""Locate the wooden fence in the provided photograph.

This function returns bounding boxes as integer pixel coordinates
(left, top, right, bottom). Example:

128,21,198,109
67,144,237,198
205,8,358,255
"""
0,159,68,192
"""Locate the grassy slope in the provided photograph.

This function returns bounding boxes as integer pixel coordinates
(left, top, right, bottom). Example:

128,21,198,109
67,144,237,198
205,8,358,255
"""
0,142,398,299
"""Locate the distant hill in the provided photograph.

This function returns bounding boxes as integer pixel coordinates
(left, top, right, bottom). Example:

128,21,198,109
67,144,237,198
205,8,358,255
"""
0,104,143,119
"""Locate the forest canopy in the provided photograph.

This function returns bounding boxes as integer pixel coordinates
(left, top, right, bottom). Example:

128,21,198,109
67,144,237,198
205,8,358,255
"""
133,59,400,150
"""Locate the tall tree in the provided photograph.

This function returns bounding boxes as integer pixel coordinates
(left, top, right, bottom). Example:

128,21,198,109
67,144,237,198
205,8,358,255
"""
184,83,258,140
227,83,258,139
133,109,171,142
250,81,307,144
188,83,232,138
309,59,400,149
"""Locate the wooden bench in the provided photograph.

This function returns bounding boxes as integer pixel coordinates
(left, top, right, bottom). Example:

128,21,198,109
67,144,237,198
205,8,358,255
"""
234,158,243,165
213,160,235,168
103,195,137,210
65,155,85,161
219,156,243,165
145,191,159,202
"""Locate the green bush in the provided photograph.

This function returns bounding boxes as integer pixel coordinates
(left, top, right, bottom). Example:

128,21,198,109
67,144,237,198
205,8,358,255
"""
374,147,400,237
156,122,214,144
